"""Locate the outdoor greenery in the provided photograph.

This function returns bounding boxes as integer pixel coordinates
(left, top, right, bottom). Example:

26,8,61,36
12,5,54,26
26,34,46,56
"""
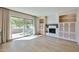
11,16,33,27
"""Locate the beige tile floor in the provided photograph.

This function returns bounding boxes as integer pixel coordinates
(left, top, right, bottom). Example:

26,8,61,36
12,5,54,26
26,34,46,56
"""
0,36,79,52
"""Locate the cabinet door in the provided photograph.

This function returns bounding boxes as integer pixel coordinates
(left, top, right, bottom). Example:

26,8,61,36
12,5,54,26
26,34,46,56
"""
64,23,69,32
70,33,75,40
59,23,64,38
70,23,76,41
59,32,63,38
64,32,69,39
70,23,75,32
59,23,64,32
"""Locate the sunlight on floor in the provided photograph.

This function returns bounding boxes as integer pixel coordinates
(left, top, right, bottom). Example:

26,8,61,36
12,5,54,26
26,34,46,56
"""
14,35,42,40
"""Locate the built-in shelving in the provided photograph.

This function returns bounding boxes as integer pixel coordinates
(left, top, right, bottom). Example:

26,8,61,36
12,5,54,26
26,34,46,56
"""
37,16,47,35
59,14,76,42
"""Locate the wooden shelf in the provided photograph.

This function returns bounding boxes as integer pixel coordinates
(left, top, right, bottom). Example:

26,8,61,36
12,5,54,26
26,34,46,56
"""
59,14,76,22
39,19,44,23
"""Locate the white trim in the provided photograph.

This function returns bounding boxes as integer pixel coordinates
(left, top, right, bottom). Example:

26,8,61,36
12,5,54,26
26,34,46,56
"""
58,36,77,42
59,22,76,42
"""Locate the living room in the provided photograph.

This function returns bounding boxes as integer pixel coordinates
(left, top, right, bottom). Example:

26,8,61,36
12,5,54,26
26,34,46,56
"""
0,7,79,52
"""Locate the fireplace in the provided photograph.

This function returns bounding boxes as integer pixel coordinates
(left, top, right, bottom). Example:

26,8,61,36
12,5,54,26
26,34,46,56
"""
49,28,56,34
46,24,58,37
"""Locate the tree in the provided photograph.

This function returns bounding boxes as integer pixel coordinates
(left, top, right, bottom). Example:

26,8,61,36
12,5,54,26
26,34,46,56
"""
11,17,24,28
11,16,33,28
24,19,33,24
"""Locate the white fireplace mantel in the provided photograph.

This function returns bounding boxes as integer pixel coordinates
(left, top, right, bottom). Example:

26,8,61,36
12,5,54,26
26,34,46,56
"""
46,25,59,37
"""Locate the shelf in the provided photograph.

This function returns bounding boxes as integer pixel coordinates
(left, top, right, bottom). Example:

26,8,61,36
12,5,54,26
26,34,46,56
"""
39,19,44,23
59,14,76,22
59,14,76,42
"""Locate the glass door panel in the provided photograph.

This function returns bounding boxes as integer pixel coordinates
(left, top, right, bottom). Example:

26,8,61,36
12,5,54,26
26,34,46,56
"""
10,16,34,39
10,16,24,39
24,19,33,36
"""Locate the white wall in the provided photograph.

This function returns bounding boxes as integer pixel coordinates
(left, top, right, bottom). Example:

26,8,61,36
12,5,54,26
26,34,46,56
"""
47,9,77,24
47,14,59,24
47,14,59,37
47,9,79,44
76,9,79,44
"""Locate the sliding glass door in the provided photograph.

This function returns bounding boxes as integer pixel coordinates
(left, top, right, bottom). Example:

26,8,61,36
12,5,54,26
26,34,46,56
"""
24,19,33,36
10,16,33,39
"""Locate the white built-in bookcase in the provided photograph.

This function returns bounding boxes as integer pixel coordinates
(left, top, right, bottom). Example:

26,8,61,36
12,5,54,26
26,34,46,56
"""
59,14,76,42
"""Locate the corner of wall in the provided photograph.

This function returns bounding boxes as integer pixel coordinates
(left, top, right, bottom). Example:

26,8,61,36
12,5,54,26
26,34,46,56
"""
77,41,79,45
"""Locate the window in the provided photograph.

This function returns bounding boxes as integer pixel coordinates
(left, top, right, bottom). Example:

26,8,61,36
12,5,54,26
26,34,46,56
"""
10,16,34,39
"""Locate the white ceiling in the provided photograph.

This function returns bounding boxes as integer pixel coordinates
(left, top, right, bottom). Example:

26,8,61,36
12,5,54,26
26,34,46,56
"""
6,7,77,16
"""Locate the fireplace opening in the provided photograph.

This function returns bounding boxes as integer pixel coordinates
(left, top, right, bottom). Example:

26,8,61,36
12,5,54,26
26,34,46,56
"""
49,28,56,34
